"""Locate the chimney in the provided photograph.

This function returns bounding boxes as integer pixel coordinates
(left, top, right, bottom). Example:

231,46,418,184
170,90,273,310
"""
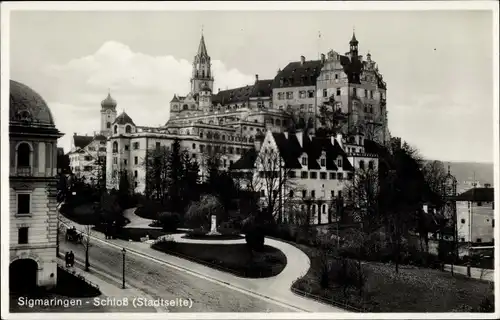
296,130,303,148
255,74,259,83
321,53,325,63
300,56,305,65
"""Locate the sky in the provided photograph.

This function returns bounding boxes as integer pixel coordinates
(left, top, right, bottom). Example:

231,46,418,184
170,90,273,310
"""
7,9,495,163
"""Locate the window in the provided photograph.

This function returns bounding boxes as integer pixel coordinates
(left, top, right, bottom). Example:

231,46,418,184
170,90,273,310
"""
289,190,294,197
310,172,317,179
112,142,118,153
337,172,343,180
329,172,336,180
335,74,339,80
278,92,284,100
323,89,328,97
302,157,307,166
18,227,28,244
106,122,111,129
320,158,326,167
359,160,365,170
114,125,118,134
477,238,482,243
302,190,307,198
124,145,129,151
124,159,128,165
320,172,327,180
337,159,342,167
336,88,341,96
288,171,296,178
286,92,293,99
125,125,132,133
461,219,466,224
331,190,335,198
200,145,205,152
370,91,374,99
156,142,161,150
364,89,368,97
113,157,117,164
338,190,342,198
477,202,483,206
299,91,306,98
134,156,138,165
17,193,31,215
492,219,495,228
17,142,31,169
368,161,374,170
311,190,316,198
133,142,140,150
301,171,308,178
353,88,357,97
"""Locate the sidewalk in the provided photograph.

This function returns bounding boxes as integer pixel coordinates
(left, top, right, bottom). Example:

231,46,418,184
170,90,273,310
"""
444,264,494,282
58,256,162,312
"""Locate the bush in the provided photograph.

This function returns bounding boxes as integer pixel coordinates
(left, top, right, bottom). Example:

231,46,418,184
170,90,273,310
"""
187,228,207,237
218,227,240,236
245,226,265,252
329,257,366,297
158,212,181,232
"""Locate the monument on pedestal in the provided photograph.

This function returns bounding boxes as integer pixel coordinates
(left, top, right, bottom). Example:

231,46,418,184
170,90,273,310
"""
207,214,220,236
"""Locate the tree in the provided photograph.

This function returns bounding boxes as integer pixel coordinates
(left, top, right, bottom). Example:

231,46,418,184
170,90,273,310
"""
143,146,170,202
316,94,348,137
118,169,133,209
165,139,189,214
185,195,223,230
244,148,296,223
81,224,93,271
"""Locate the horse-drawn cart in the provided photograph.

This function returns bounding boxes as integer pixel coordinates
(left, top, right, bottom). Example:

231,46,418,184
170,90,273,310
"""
65,227,83,243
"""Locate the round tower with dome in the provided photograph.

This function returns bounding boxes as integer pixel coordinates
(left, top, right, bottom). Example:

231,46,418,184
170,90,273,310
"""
100,91,117,137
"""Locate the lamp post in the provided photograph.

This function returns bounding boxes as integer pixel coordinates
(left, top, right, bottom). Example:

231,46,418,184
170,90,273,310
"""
122,248,126,289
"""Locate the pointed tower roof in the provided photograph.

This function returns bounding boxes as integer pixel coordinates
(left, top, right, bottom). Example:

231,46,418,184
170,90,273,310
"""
197,33,208,56
101,91,117,109
170,94,180,103
350,30,358,45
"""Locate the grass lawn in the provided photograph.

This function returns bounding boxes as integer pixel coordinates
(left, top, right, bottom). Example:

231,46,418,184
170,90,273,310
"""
152,242,287,278
293,244,494,312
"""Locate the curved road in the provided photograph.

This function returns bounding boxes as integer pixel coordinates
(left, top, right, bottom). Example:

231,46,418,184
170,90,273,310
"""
60,237,293,312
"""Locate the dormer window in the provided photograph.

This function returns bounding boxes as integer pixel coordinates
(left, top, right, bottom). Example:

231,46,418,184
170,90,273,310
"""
302,157,308,166
125,125,132,133
114,125,118,134
320,158,326,167
337,158,342,167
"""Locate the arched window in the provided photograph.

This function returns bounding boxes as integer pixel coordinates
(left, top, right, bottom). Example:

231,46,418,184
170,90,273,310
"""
183,104,188,110
112,142,118,153
17,142,31,168
322,204,326,214
200,131,204,138
186,130,190,135
106,122,111,129
222,135,226,141
114,125,118,134
125,125,132,134
202,70,205,78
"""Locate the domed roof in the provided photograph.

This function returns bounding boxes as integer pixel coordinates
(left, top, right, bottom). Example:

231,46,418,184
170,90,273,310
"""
101,92,117,109
9,80,55,127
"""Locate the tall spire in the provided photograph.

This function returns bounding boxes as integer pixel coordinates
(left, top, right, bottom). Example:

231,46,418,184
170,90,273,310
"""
197,28,208,56
350,27,358,45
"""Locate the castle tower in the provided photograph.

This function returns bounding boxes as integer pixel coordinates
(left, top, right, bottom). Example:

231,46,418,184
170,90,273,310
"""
198,83,212,111
191,31,214,95
349,31,359,60
100,91,117,137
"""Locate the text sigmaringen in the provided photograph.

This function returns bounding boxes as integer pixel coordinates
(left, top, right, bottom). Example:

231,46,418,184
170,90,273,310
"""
17,297,83,308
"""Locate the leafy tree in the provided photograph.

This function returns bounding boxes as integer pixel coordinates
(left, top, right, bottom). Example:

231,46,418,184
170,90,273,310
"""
143,146,170,202
166,139,186,214
185,195,223,230
316,94,348,136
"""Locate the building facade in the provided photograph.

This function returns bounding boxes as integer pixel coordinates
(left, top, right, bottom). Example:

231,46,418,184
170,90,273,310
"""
9,80,64,291
456,187,495,244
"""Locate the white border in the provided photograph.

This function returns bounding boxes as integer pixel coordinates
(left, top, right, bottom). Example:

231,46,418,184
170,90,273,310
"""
1,1,499,320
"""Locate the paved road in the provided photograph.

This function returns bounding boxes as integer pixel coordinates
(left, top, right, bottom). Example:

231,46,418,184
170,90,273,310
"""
60,237,294,312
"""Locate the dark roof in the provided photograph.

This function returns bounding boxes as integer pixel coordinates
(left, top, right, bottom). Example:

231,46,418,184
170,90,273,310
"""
455,188,494,202
170,95,180,103
94,134,107,141
74,135,94,149
273,60,323,88
10,80,56,127
101,93,117,109
230,148,258,170
232,132,355,171
113,111,135,126
212,79,273,105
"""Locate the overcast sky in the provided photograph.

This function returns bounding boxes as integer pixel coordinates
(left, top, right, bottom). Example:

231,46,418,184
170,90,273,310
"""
8,9,494,163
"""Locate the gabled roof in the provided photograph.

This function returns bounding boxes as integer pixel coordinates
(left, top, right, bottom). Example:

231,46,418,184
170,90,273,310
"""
230,148,258,170
113,111,135,126
232,131,356,171
73,135,94,149
170,94,180,103
273,60,323,88
455,187,494,202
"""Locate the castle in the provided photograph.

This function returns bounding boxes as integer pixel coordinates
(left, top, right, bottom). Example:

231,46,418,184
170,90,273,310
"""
68,32,389,206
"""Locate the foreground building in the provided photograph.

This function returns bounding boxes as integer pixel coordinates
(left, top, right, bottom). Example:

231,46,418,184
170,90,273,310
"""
9,80,63,291
231,129,378,224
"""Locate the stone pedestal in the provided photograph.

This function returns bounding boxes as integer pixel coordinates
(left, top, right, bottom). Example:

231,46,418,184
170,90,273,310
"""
207,214,220,236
